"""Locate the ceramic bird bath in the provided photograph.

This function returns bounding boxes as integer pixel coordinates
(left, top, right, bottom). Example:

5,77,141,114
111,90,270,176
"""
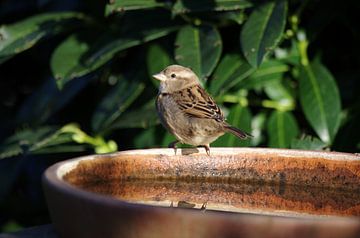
43,148,360,238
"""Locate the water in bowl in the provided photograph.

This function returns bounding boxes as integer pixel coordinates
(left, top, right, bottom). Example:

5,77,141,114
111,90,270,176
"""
65,175,360,218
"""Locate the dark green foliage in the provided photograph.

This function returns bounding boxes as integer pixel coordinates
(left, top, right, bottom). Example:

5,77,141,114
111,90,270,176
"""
175,25,222,80
212,104,252,147
267,111,299,148
240,0,287,67
299,60,341,144
0,0,359,232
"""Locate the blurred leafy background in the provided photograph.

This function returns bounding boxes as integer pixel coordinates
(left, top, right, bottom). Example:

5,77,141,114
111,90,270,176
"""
0,0,359,232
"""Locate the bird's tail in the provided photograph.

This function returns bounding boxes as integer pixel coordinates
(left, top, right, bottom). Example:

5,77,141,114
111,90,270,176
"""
224,125,252,139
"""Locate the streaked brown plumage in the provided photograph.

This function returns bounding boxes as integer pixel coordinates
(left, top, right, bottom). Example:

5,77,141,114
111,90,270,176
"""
153,65,251,155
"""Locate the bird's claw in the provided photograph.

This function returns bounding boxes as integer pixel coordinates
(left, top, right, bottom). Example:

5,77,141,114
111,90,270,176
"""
168,141,178,155
204,145,210,156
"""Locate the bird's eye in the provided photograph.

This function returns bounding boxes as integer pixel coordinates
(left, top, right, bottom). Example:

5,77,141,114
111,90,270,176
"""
171,73,176,78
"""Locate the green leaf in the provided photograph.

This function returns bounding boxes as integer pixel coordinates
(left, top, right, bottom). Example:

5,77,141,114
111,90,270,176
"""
299,61,341,144
106,0,166,16
173,0,253,14
177,10,247,26
147,44,172,87
239,60,288,90
52,10,180,88
0,12,86,63
32,145,87,154
109,101,159,130
267,110,299,148
0,126,86,159
264,80,294,102
147,44,172,75
50,32,92,87
175,25,222,80
212,104,252,147
291,136,327,150
217,11,246,25
263,78,296,111
209,53,255,96
92,72,145,133
240,0,287,67
250,112,266,146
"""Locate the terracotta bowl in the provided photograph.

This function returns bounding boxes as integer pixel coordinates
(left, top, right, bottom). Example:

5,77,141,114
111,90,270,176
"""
43,148,360,238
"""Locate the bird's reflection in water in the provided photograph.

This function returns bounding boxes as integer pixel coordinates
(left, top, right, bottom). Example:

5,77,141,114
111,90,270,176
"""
169,200,207,212
69,178,360,217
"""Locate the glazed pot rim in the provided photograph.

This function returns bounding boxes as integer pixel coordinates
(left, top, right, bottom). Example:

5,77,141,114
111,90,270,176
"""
54,147,359,178
43,147,360,219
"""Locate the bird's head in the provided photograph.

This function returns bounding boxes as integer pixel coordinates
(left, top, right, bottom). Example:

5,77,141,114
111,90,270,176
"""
153,65,200,93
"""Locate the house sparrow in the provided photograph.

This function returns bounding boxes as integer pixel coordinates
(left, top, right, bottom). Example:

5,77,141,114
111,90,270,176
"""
153,65,251,155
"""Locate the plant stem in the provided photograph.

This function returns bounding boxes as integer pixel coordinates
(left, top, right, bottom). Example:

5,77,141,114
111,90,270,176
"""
220,95,294,111
261,99,295,111
60,123,117,153
297,31,309,66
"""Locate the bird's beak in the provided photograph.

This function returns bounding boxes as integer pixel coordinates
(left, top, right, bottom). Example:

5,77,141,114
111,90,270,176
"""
152,73,166,81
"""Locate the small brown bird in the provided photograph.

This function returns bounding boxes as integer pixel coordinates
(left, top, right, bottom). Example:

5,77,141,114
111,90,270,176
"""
153,65,251,155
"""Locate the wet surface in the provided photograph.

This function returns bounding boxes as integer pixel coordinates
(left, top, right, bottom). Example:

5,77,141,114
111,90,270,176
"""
65,177,360,218
62,150,360,218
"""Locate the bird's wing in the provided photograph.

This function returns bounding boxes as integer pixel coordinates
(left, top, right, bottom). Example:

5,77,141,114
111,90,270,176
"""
174,85,224,122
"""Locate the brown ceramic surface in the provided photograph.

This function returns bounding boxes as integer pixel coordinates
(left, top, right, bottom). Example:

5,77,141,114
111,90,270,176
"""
43,148,360,238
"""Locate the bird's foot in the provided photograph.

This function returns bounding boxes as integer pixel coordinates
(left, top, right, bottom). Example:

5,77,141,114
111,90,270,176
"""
198,145,210,156
200,201,207,212
204,145,210,156
168,140,178,155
